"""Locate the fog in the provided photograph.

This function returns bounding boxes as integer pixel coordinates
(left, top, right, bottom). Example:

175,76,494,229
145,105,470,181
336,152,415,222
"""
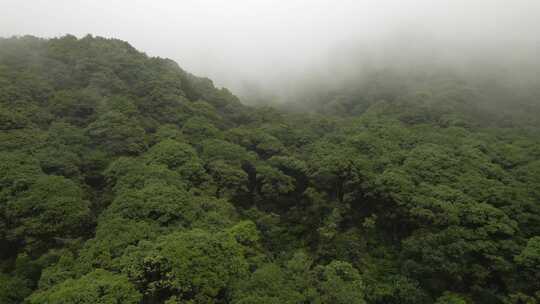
1,0,539,103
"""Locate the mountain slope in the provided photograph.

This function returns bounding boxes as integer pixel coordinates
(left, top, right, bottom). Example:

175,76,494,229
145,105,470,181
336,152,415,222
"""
0,35,539,304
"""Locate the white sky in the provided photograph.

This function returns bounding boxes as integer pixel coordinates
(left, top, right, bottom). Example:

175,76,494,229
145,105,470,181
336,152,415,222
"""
1,0,539,94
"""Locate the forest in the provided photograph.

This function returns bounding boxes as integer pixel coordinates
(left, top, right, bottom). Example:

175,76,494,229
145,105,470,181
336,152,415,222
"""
0,35,539,304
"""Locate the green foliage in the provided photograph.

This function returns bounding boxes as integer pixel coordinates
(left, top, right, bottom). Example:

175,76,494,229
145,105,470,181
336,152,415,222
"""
86,111,147,155
207,160,248,198
182,116,222,143
76,217,159,272
227,127,286,159
151,124,184,144
228,220,261,246
234,253,366,304
515,237,540,270
1,35,539,304
0,153,42,201
314,260,366,304
0,106,28,130
121,229,248,303
5,175,91,253
144,139,197,169
48,89,99,126
105,157,186,194
515,236,540,292
0,272,32,304
144,139,207,185
255,165,295,200
200,138,255,166
105,182,196,227
232,252,315,304
27,269,141,304
307,142,366,202
435,292,468,304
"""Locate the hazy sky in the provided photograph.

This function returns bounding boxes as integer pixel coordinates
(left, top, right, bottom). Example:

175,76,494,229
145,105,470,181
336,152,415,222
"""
1,0,539,95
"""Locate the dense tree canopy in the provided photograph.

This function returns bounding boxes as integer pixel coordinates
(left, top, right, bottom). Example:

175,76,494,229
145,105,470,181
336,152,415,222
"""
0,35,539,304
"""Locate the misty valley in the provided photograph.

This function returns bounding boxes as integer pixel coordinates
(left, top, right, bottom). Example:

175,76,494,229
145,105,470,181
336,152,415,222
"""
0,34,539,304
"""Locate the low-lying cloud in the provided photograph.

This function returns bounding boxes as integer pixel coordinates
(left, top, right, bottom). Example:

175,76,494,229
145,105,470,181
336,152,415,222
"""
1,0,539,102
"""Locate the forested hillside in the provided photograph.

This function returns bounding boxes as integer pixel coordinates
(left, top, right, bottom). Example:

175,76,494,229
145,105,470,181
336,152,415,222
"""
1,35,539,304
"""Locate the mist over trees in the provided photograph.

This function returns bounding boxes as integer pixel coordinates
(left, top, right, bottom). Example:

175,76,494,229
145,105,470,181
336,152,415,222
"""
239,33,540,127
2,1,539,93
0,33,539,304
2,1,540,302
